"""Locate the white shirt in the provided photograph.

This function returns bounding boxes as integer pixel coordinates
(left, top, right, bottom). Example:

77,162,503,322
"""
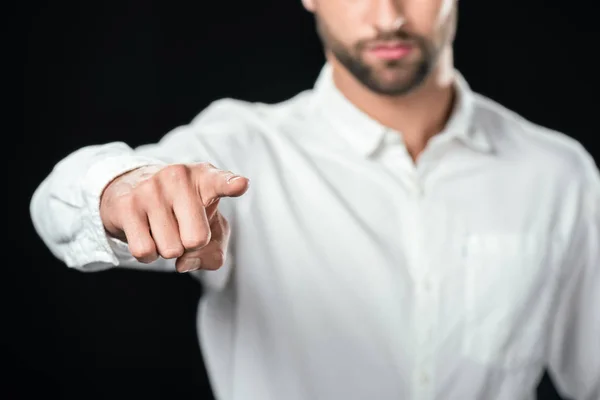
30,64,600,400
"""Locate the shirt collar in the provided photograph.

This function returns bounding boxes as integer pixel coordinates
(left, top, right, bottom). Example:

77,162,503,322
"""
312,63,493,157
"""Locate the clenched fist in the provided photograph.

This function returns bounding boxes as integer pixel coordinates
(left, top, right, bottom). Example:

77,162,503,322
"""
99,163,250,272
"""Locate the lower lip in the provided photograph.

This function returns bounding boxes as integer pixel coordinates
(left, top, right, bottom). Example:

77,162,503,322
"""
368,46,412,60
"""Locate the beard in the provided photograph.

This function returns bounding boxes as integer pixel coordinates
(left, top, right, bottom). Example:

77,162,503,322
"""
315,16,441,97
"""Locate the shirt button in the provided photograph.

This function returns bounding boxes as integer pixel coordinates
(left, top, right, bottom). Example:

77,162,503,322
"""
420,373,430,385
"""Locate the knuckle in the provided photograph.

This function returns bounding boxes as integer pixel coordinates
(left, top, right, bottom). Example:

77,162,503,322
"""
114,193,137,213
130,244,157,262
197,231,212,248
138,176,162,196
197,161,216,172
159,245,185,259
163,164,190,181
181,233,211,250
135,183,166,210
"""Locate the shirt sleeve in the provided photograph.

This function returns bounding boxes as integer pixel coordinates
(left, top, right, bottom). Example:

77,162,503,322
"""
30,98,252,291
547,155,600,400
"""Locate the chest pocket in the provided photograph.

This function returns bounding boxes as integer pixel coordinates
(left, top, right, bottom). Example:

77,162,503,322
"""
462,232,555,369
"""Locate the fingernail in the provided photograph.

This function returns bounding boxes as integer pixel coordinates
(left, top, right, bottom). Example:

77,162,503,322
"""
227,175,243,183
180,258,202,272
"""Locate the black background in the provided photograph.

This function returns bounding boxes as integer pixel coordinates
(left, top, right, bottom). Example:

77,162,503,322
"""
13,0,598,399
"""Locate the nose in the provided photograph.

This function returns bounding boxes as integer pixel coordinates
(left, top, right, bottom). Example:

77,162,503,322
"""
369,0,404,31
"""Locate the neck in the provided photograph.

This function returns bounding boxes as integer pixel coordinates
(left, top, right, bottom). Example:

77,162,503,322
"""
330,47,456,161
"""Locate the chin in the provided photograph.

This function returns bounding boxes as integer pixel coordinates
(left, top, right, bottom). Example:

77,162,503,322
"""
364,72,425,96
373,70,416,86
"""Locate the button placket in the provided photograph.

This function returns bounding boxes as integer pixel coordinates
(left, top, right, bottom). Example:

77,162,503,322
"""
412,182,437,400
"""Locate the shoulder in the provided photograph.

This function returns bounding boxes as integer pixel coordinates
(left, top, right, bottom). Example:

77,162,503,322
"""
472,93,599,191
179,90,316,173
190,90,315,133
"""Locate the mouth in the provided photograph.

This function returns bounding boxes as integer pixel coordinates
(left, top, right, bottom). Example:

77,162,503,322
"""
365,41,413,61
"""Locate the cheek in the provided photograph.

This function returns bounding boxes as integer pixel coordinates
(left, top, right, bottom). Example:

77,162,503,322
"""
318,0,376,41
436,0,454,26
405,0,453,36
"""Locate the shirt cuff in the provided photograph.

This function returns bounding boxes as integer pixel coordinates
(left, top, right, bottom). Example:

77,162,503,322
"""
78,155,168,267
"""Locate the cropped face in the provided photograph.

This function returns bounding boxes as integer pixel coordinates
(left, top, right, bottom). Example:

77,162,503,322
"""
304,0,457,96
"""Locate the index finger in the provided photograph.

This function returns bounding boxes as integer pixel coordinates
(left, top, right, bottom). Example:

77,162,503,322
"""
191,163,250,206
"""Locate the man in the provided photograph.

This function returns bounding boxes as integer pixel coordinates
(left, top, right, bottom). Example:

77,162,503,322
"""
30,0,599,399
